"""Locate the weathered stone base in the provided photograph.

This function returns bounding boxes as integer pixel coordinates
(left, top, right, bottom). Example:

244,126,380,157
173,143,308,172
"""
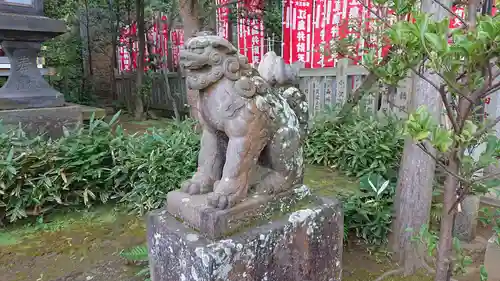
453,195,480,242
166,190,295,240
0,104,105,138
485,235,500,281
147,196,343,281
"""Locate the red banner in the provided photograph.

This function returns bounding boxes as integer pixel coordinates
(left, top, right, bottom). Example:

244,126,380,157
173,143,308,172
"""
282,0,484,68
118,33,131,72
344,0,365,64
292,0,313,67
449,6,466,29
237,2,265,66
282,0,292,64
171,29,185,68
314,0,345,67
284,0,345,68
216,0,230,39
118,16,189,72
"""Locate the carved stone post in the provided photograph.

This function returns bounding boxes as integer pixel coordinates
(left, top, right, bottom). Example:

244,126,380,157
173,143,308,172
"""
0,41,65,110
0,1,104,138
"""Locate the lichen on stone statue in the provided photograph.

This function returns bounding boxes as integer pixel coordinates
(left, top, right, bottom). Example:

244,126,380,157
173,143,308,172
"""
178,32,309,210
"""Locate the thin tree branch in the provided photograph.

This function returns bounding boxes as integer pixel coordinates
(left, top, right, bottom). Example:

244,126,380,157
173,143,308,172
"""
473,170,500,183
482,82,500,98
416,142,469,184
408,66,442,93
432,0,468,27
439,85,460,133
435,71,473,103
479,69,500,98
471,66,500,97
472,115,500,138
386,98,409,115
357,0,393,30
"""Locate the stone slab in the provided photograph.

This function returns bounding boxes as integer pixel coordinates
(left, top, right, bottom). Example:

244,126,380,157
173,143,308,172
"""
166,190,294,240
453,195,480,242
0,104,104,138
148,196,343,281
485,235,500,281
0,0,43,16
0,13,66,40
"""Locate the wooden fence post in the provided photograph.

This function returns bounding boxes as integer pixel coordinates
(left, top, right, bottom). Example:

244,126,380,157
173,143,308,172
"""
394,75,412,118
335,58,349,107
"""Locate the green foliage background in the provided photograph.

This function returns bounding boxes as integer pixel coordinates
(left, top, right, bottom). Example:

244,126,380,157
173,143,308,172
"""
305,108,404,179
43,0,87,103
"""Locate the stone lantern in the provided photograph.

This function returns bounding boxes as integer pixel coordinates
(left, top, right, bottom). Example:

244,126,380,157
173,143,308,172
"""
0,0,66,109
0,0,103,137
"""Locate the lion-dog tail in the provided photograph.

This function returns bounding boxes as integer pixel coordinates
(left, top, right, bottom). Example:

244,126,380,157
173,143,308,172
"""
257,52,309,140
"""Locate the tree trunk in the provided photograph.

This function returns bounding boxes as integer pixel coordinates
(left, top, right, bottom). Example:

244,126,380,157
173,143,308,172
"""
178,0,201,121
109,0,119,101
392,71,440,276
84,0,93,77
435,3,478,280
134,0,145,120
391,0,452,274
435,153,459,281
159,14,181,122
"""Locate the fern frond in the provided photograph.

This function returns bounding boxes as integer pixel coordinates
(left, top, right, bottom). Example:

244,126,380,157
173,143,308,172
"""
120,245,149,261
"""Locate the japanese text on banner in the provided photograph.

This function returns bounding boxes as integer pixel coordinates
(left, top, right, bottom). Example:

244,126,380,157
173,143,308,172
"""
312,0,344,68
282,0,292,64
292,0,313,67
237,1,264,65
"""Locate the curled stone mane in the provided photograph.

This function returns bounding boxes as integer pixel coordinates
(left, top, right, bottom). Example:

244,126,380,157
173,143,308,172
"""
180,35,266,98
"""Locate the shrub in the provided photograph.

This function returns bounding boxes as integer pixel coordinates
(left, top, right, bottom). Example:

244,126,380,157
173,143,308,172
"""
305,108,404,179
341,173,395,246
110,121,199,215
0,113,199,223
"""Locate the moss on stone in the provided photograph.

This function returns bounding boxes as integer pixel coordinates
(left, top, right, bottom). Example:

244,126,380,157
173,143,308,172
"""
304,165,359,198
221,192,318,238
218,165,355,238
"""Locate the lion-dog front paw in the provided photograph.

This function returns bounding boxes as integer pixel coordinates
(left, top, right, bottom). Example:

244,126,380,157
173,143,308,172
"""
180,172,215,195
207,178,247,209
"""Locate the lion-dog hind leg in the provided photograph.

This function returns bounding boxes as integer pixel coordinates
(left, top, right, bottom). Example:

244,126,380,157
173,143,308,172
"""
260,126,304,195
181,126,227,195
207,111,270,209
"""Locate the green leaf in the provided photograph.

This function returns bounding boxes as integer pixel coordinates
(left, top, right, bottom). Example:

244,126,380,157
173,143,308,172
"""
62,126,70,137
109,110,122,126
120,245,149,261
432,127,453,152
424,33,444,52
480,265,488,281
6,147,14,162
415,131,430,141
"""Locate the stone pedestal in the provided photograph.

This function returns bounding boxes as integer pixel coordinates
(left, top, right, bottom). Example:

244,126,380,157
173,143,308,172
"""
147,195,343,281
0,104,104,138
482,164,500,207
166,190,297,239
485,235,500,281
453,195,480,242
0,41,65,110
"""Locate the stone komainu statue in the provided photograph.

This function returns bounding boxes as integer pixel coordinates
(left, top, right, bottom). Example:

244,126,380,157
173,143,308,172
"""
179,33,309,209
